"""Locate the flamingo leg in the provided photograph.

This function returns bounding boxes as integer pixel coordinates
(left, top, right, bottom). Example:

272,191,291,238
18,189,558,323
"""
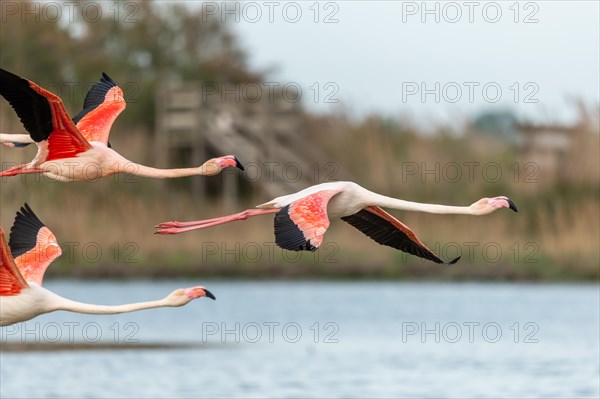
0,165,43,177
156,213,247,228
155,209,279,235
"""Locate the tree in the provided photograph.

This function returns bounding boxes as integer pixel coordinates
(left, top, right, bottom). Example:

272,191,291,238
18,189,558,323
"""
0,0,264,129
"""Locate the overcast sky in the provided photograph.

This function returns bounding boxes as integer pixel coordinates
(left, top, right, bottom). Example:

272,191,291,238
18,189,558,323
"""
214,1,600,128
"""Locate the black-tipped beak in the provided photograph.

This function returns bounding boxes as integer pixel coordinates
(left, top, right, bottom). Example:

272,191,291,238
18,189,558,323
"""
507,198,518,212
204,289,216,300
234,157,244,171
446,256,461,265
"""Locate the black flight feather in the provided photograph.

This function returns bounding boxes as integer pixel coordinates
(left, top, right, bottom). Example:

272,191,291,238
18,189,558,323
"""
0,68,53,142
72,72,118,124
274,206,317,252
341,209,460,264
9,203,46,258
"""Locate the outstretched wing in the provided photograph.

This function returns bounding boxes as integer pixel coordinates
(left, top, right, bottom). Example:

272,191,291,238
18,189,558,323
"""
0,73,120,148
274,190,341,251
0,68,91,161
341,206,460,264
0,228,28,296
72,72,125,145
9,204,62,286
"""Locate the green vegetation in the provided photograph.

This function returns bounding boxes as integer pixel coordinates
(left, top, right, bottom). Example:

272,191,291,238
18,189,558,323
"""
0,1,263,129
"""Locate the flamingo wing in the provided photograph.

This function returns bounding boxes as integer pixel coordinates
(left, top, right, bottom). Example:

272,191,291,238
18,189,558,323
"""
341,206,460,264
0,228,29,296
71,72,125,145
2,74,121,148
9,204,61,286
274,190,342,251
0,68,91,162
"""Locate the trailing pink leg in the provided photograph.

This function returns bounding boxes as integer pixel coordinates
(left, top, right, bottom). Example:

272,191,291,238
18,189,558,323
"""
0,165,43,177
155,213,248,229
155,209,279,235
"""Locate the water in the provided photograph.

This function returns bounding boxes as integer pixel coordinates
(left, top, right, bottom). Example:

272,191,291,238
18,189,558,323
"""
1,281,598,398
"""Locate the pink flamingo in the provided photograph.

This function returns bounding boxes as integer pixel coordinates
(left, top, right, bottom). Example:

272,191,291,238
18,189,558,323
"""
0,204,215,327
156,181,518,264
0,68,243,181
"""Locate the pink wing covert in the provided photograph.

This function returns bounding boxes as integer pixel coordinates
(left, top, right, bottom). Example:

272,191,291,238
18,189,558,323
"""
9,204,62,286
72,73,126,145
274,189,341,251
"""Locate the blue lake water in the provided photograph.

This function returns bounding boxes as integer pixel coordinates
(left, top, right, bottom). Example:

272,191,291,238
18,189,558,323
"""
1,281,599,398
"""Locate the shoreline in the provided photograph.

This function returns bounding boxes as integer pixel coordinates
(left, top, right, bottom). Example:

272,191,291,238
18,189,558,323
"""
45,261,600,282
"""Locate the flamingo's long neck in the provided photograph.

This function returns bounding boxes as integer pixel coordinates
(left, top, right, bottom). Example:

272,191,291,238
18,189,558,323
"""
53,296,170,315
125,163,203,179
369,193,476,215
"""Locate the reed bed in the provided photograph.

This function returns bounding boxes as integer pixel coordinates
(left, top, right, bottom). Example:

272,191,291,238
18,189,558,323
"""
1,116,598,281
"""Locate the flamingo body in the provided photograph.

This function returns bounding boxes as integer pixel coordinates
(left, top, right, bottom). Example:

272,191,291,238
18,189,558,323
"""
258,181,376,218
9,143,129,181
1,284,54,326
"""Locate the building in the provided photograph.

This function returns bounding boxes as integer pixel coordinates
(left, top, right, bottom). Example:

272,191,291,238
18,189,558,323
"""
154,83,344,207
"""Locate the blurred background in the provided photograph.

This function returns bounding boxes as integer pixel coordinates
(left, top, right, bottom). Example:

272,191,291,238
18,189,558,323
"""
0,1,598,398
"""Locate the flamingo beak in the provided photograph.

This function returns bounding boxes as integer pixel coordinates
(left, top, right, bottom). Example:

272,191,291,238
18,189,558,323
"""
184,287,216,300
203,289,216,300
507,198,518,212
234,157,244,171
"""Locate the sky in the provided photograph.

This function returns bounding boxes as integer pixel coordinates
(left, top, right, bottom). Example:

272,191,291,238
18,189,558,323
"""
213,0,600,128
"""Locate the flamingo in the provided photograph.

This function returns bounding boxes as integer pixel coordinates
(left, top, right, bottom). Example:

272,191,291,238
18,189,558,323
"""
0,68,244,181
155,181,518,264
0,204,216,327
0,72,119,148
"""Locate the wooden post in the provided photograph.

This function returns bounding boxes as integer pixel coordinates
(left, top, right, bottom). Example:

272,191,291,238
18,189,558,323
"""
191,91,206,201
154,85,168,199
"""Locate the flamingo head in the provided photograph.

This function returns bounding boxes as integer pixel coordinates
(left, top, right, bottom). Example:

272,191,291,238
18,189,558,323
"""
201,155,244,176
166,286,216,307
470,196,518,215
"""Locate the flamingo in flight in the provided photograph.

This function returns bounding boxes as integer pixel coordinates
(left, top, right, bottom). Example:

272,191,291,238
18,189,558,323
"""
0,204,216,327
0,68,244,181
156,181,518,264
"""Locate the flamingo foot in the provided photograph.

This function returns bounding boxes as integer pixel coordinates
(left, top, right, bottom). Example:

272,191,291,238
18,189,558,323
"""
154,228,183,235
155,221,187,229
155,219,217,229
